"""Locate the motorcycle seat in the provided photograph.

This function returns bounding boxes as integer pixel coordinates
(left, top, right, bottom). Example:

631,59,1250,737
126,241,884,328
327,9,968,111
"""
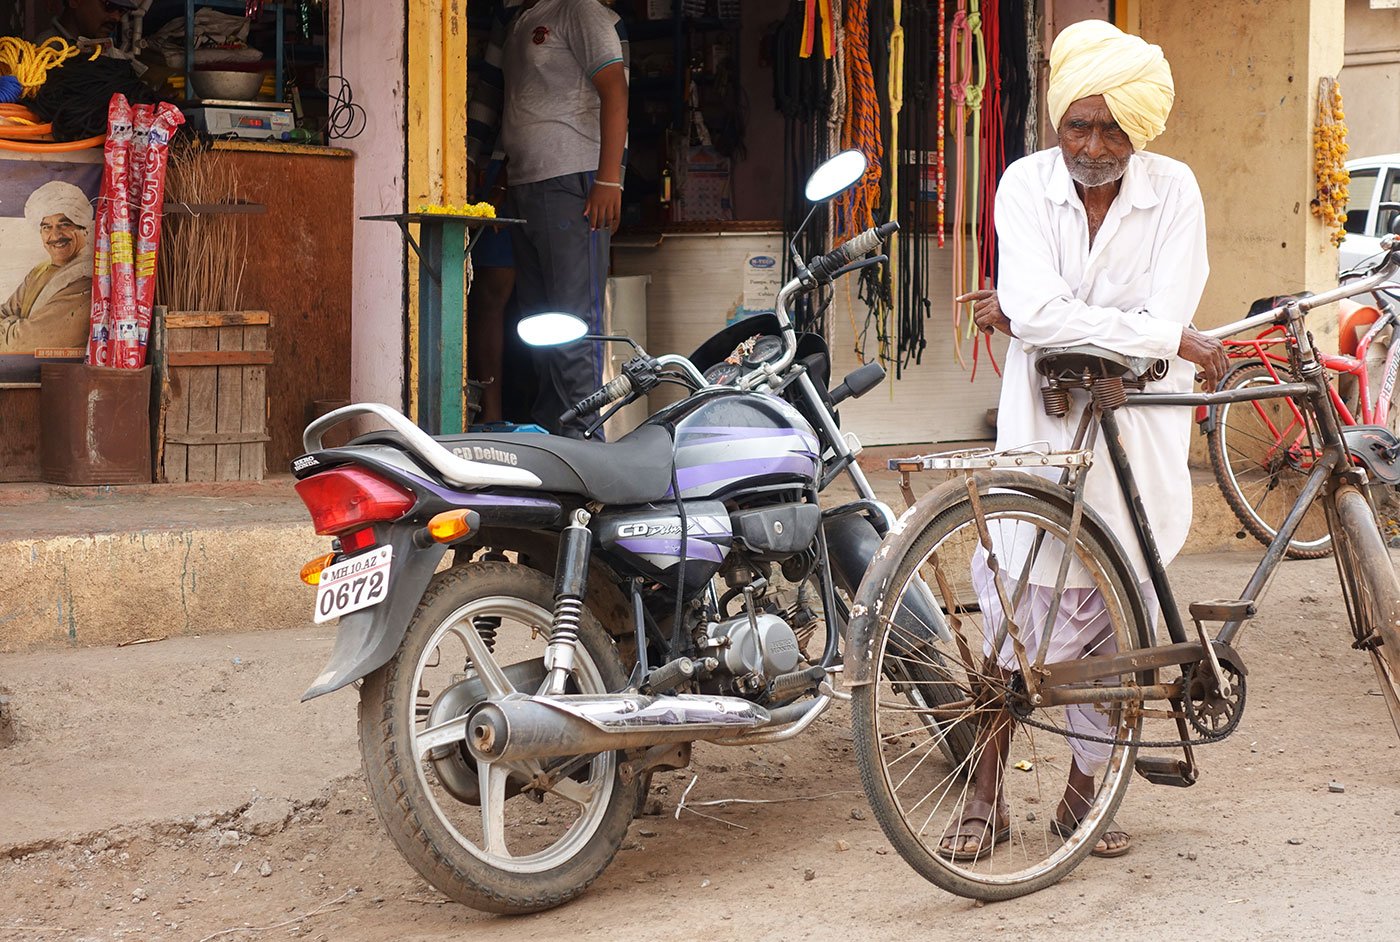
351,424,676,506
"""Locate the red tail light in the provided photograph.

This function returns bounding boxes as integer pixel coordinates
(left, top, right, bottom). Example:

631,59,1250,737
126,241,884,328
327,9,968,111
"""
294,466,416,536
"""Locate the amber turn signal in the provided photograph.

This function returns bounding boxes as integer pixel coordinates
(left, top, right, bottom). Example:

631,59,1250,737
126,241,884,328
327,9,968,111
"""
300,552,337,586
427,509,477,543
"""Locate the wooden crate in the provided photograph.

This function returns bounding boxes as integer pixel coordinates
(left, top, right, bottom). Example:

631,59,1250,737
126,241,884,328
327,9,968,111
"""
158,311,272,482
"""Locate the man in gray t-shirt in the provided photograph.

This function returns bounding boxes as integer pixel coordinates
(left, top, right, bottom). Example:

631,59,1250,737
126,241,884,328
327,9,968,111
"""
468,0,629,439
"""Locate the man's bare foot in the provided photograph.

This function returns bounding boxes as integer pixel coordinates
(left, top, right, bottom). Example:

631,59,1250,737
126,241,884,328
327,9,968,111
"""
1054,760,1132,858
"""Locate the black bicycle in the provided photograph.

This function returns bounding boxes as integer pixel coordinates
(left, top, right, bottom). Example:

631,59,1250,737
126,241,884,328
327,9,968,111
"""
844,237,1400,900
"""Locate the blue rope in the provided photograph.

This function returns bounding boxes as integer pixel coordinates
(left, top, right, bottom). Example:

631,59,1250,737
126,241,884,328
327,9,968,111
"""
0,75,22,104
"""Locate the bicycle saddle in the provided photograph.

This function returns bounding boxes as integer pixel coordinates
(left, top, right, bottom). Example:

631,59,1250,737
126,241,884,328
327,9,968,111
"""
1033,344,1168,383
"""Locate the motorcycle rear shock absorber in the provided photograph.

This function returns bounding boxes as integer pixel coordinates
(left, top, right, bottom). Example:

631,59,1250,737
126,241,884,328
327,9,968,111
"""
544,509,592,694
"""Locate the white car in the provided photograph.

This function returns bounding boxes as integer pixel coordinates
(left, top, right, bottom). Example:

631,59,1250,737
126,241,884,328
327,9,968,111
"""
1340,155,1400,275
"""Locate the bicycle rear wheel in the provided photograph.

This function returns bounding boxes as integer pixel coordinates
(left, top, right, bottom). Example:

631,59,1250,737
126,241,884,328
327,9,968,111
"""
1208,361,1333,558
1330,485,1400,738
850,488,1151,901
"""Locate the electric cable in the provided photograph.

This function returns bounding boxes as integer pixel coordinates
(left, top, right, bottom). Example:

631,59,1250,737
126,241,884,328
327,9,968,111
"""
323,0,366,140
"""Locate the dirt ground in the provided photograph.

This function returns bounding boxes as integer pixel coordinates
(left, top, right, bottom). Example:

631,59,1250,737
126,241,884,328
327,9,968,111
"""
3,551,1399,942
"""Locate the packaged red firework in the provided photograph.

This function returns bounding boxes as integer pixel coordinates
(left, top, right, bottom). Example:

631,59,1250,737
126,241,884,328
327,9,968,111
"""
88,96,184,368
125,102,184,369
87,95,133,367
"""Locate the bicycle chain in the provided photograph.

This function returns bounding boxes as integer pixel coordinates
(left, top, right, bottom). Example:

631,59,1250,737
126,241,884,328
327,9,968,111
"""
1010,705,1236,749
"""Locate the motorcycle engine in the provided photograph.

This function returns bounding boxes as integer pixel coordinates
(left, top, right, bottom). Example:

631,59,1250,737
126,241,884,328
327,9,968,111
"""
702,612,802,694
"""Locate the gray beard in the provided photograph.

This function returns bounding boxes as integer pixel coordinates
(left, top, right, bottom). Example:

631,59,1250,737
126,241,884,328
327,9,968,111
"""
1065,154,1128,188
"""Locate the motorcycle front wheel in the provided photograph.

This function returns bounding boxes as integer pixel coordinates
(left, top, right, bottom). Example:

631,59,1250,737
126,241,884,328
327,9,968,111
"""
358,561,641,914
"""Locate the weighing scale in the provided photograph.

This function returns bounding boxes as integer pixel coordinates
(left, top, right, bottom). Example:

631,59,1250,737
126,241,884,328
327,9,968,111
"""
183,99,295,141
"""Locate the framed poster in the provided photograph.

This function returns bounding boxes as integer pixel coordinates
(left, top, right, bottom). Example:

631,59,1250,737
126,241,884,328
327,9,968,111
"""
0,152,102,383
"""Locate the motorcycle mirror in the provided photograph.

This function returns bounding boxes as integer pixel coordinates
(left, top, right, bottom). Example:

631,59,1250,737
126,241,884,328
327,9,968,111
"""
804,149,868,203
517,312,589,347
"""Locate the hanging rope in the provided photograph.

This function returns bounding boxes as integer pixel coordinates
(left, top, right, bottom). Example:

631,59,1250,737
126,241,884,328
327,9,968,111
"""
838,0,882,236
895,0,932,373
936,0,947,248
800,0,836,59
886,0,904,369
971,0,1002,381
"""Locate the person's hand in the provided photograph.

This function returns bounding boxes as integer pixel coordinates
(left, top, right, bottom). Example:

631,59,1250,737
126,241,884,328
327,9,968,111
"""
585,181,622,232
1178,326,1229,391
957,289,1013,337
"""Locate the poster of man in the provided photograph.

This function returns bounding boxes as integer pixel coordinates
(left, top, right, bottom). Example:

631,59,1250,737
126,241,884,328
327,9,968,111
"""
0,156,102,382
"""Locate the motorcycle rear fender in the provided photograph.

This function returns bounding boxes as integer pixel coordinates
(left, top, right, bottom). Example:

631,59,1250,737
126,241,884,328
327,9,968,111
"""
301,524,447,701
844,471,1148,687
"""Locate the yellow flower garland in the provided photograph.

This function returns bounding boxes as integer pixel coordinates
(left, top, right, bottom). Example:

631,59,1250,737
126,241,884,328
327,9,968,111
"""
417,202,497,218
1312,76,1349,248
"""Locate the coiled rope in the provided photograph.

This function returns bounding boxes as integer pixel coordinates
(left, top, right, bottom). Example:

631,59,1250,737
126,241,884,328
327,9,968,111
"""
0,37,95,98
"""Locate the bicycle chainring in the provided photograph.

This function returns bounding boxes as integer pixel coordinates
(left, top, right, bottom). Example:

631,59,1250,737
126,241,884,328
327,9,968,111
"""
1182,660,1246,738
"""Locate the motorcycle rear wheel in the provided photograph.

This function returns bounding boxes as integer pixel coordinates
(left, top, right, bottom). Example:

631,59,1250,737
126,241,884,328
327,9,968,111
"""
358,561,641,914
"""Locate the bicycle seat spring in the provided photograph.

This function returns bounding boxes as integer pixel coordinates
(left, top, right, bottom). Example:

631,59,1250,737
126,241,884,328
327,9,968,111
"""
1041,382,1070,417
1091,375,1128,411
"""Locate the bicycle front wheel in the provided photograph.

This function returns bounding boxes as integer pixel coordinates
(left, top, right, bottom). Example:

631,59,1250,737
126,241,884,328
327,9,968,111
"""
850,488,1151,901
1208,361,1333,558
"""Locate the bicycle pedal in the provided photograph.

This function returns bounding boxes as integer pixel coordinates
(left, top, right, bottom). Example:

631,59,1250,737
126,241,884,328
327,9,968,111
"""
1134,755,1198,788
1187,599,1257,623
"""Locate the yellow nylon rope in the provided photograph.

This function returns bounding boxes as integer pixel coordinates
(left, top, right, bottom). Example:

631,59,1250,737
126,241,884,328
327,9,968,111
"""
0,37,94,97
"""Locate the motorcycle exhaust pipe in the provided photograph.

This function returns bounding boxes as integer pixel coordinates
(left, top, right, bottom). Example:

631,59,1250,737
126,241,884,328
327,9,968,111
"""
466,694,771,763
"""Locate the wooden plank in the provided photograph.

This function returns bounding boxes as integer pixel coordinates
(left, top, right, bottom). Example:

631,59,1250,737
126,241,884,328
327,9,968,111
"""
149,308,167,481
241,323,268,480
162,324,194,483
165,311,272,328
165,432,270,445
0,387,41,482
214,326,245,481
167,350,274,367
183,326,219,482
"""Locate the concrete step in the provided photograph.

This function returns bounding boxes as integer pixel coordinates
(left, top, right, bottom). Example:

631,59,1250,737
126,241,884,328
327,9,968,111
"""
1,456,1259,654
0,478,323,653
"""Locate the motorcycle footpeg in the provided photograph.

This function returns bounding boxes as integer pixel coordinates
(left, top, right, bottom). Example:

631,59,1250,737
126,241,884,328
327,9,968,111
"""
765,665,826,703
1134,755,1198,788
640,656,696,695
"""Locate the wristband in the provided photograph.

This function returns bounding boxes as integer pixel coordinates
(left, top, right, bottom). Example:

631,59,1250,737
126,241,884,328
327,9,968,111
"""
593,180,623,189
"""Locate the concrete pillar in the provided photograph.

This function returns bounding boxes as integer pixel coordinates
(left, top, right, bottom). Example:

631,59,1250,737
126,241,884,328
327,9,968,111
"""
1139,0,1345,335
335,0,409,408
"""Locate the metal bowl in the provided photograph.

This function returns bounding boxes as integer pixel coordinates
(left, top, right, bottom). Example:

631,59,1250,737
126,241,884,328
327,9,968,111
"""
190,69,266,102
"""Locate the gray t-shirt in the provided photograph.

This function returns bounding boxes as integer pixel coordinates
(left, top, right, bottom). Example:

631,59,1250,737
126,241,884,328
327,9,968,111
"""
500,0,625,186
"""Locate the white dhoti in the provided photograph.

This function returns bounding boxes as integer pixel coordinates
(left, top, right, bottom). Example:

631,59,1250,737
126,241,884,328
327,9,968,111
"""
971,553,1158,773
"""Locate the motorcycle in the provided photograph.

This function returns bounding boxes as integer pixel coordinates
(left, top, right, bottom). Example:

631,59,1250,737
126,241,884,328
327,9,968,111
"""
290,150,964,914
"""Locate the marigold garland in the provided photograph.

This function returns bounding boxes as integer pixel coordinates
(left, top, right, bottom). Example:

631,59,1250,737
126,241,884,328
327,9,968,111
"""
416,202,496,218
1312,76,1349,248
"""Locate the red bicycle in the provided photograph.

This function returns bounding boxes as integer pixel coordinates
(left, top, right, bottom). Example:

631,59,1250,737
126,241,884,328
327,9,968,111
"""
1204,282,1400,557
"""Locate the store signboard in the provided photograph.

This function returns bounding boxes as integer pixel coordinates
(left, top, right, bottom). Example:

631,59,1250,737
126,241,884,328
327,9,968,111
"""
0,153,101,383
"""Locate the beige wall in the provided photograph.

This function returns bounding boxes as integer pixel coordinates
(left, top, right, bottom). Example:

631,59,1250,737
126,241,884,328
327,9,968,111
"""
1140,0,1345,336
1342,0,1400,158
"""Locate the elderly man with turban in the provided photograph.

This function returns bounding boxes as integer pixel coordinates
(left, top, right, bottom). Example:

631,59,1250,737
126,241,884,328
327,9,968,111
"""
943,21,1227,862
1,181,95,354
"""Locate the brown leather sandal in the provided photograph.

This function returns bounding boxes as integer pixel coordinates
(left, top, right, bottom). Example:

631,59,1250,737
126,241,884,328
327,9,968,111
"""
937,797,1011,862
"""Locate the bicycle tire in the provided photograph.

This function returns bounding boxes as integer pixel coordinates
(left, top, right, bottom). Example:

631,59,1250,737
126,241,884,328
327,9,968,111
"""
1207,361,1333,559
1330,486,1400,739
850,489,1150,901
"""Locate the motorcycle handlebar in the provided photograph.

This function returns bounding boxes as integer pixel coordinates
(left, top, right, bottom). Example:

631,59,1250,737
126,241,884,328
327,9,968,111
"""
807,221,899,284
561,374,633,425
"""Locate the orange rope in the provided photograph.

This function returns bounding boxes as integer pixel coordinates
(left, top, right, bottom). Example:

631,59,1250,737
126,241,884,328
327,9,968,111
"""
0,134,105,152
837,0,882,235
0,121,54,137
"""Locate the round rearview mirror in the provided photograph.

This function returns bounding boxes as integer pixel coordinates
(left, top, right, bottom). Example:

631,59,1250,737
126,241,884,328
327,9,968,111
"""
804,149,868,203
517,312,589,347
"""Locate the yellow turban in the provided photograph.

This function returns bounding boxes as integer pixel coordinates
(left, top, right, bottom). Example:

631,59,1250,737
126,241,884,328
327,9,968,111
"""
1047,20,1174,152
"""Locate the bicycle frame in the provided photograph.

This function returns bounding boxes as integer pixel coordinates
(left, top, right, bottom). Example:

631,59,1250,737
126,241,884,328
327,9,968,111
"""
1019,257,1400,705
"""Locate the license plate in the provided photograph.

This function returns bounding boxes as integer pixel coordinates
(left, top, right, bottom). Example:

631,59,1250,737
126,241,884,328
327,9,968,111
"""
314,546,393,623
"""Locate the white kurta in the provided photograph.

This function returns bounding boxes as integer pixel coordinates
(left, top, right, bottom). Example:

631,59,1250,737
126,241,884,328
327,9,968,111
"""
993,148,1210,583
